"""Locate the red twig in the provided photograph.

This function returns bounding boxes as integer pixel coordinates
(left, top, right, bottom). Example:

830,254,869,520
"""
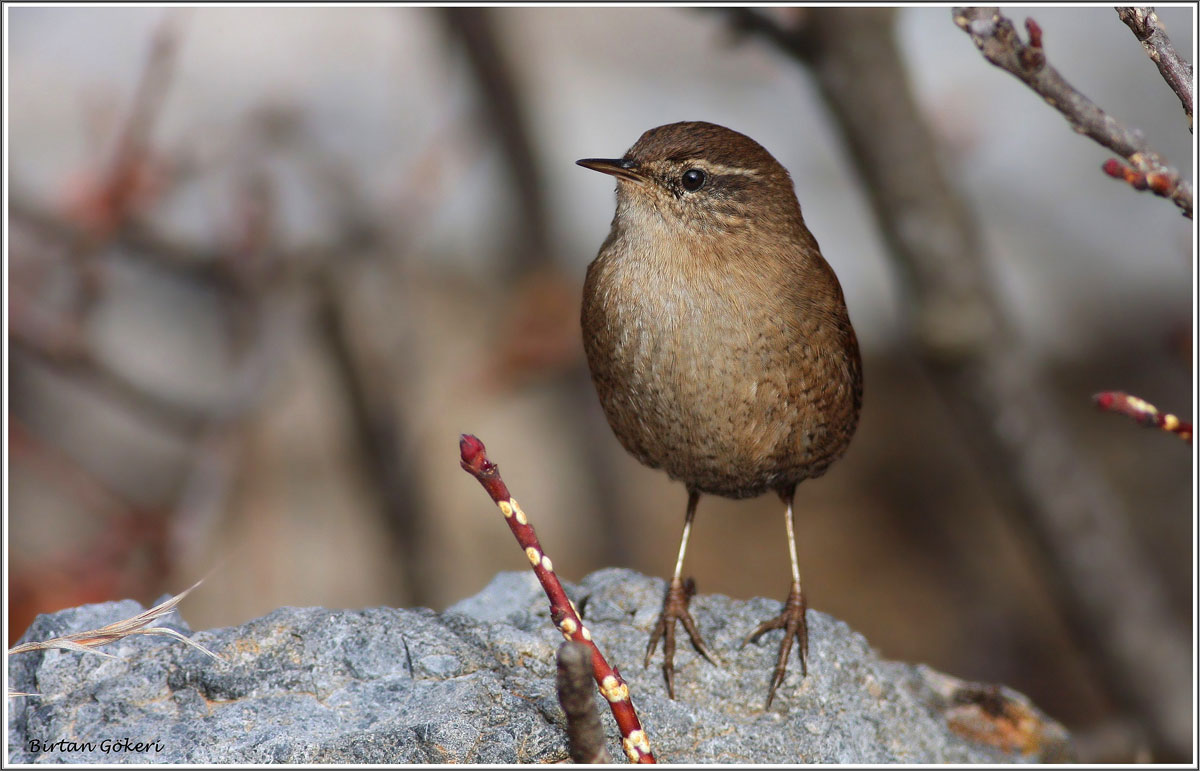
458,434,655,764
1094,392,1192,443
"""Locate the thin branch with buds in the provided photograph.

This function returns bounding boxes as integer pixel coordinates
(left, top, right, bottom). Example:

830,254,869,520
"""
459,434,655,764
952,7,1192,218
1093,391,1192,443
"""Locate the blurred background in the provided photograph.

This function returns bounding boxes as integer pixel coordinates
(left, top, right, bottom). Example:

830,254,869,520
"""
6,5,1194,762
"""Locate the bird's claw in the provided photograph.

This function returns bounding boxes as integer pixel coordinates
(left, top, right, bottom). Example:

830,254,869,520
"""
742,580,807,709
645,576,719,698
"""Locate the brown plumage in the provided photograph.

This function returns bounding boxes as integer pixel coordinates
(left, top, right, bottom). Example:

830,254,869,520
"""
578,121,862,707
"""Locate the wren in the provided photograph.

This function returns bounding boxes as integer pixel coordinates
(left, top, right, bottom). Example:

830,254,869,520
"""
577,121,862,708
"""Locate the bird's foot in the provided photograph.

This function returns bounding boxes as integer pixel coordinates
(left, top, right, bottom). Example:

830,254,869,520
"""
645,576,719,698
741,579,807,709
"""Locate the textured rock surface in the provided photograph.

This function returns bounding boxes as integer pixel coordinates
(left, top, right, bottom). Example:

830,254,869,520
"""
8,569,1071,763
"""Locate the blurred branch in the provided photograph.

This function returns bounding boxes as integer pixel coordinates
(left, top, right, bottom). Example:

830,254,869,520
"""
10,417,172,586
10,192,238,288
12,158,306,578
10,328,213,436
10,420,142,520
110,15,181,175
257,108,437,605
10,189,380,294
166,287,309,563
168,427,242,562
436,7,629,569
1115,7,1193,131
9,420,171,631
951,7,1192,218
437,7,552,275
67,12,184,242
9,44,185,354
313,269,431,606
1093,391,1192,443
11,17,450,639
13,76,434,613
722,7,1190,759
557,641,613,764
9,269,299,441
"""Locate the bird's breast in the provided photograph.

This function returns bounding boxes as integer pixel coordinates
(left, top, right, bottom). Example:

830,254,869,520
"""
582,236,859,498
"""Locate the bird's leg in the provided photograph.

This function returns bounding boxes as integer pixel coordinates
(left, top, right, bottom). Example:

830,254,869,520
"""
645,489,718,698
742,486,807,709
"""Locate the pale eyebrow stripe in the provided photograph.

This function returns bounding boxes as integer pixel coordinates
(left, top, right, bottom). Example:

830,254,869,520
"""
650,159,761,177
700,162,760,177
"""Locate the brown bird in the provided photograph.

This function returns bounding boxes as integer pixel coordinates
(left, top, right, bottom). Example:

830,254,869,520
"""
578,121,862,708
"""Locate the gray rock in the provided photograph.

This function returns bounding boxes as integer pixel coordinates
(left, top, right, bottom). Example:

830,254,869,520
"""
7,568,1071,763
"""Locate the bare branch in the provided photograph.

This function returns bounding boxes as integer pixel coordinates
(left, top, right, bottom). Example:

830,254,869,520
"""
952,7,1192,218
1116,7,1193,130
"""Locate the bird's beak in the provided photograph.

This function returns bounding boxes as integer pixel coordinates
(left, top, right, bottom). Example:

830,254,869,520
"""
576,157,646,184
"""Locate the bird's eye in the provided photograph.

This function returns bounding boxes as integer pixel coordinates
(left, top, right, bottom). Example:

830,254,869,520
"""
681,168,706,192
